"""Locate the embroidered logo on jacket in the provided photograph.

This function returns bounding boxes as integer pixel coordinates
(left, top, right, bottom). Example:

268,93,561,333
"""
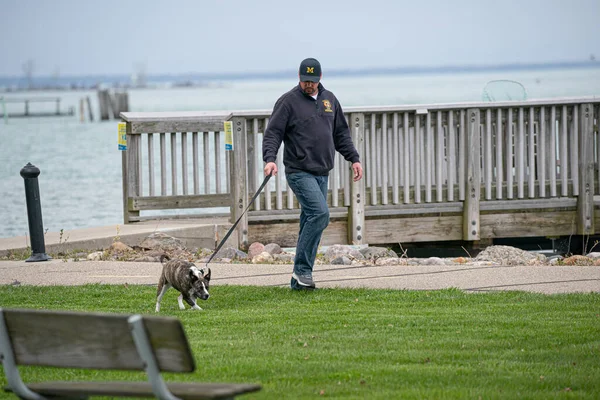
322,99,333,112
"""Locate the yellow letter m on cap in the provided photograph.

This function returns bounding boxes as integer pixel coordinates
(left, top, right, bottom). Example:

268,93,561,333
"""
306,67,314,73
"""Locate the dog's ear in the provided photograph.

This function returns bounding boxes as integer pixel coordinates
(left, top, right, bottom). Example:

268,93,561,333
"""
189,269,199,282
204,268,211,281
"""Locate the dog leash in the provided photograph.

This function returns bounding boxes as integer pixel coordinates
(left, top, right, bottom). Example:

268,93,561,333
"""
205,173,272,266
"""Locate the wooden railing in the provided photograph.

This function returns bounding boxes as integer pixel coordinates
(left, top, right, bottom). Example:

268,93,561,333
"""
121,97,600,249
119,111,233,223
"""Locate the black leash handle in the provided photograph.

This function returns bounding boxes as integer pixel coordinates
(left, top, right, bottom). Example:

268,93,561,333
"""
206,173,272,266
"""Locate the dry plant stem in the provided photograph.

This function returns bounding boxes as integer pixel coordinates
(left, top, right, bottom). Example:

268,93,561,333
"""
461,246,472,259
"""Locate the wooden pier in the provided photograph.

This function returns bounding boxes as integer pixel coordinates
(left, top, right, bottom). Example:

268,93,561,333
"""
0,97,74,118
120,97,600,250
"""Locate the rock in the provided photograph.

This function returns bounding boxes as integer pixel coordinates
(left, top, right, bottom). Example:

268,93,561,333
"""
140,232,185,251
87,251,104,261
562,255,594,266
526,255,548,266
146,250,167,261
324,245,365,262
273,253,294,263
474,245,546,266
110,241,133,252
215,247,248,260
375,257,406,266
132,255,159,262
252,251,274,264
549,257,563,265
196,248,214,258
248,242,265,259
164,249,195,262
586,252,600,259
453,257,470,264
360,247,398,260
264,243,282,255
416,257,447,266
331,256,352,265
469,261,496,266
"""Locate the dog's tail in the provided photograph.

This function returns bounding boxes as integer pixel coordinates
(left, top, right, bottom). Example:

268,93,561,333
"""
159,254,171,264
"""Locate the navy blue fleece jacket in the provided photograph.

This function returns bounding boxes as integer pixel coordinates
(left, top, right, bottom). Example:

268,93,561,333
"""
262,83,360,176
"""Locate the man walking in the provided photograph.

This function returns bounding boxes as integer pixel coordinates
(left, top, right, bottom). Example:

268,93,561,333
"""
262,58,363,290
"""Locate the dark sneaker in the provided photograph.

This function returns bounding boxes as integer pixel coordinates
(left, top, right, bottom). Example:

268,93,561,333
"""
290,277,317,290
292,273,315,288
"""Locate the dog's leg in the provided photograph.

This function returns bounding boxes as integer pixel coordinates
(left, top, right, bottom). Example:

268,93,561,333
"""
182,295,202,311
155,279,171,312
177,294,186,310
191,297,203,310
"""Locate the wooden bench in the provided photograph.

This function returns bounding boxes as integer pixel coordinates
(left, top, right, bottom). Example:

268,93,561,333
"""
0,308,261,399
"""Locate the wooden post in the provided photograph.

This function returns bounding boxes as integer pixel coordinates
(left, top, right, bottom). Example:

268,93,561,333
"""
109,92,120,119
114,92,129,116
122,91,129,113
122,123,140,223
121,121,130,224
98,90,110,121
229,116,248,250
55,98,61,115
577,104,594,235
1,97,6,123
463,109,481,241
349,113,366,244
79,98,85,123
86,96,94,121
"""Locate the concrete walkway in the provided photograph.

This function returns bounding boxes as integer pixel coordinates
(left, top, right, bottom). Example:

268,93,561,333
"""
1,222,599,294
1,258,598,294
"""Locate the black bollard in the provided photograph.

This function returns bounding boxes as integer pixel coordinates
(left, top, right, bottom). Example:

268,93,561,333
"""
20,163,51,262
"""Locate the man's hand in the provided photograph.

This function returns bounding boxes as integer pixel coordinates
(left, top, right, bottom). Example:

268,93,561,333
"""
352,162,363,182
264,162,278,177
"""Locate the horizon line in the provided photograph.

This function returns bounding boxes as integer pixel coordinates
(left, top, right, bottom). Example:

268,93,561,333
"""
0,59,598,80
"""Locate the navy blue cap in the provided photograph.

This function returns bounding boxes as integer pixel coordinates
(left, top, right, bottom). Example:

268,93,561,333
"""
299,58,321,82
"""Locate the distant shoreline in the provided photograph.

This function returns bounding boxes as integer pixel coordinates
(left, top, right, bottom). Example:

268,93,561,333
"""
1,60,598,92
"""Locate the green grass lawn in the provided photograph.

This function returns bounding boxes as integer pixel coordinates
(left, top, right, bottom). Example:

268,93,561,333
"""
0,285,599,399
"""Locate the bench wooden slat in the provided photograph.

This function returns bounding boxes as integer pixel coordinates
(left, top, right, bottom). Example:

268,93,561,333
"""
4,309,194,372
1,308,261,399
9,381,262,400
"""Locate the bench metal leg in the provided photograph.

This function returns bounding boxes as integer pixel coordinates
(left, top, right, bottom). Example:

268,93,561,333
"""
0,308,48,400
128,315,181,400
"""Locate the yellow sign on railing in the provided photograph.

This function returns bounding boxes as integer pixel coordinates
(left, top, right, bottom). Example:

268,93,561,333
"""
118,122,127,150
224,121,233,151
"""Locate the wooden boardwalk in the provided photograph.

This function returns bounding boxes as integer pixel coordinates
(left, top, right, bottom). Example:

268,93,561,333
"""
120,97,600,249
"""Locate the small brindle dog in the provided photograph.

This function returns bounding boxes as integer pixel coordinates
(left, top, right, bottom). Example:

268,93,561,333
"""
155,255,211,312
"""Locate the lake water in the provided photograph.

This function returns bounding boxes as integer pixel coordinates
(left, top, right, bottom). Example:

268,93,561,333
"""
1,67,599,238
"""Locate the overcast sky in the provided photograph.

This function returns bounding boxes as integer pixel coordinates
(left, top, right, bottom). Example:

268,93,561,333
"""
1,0,599,77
